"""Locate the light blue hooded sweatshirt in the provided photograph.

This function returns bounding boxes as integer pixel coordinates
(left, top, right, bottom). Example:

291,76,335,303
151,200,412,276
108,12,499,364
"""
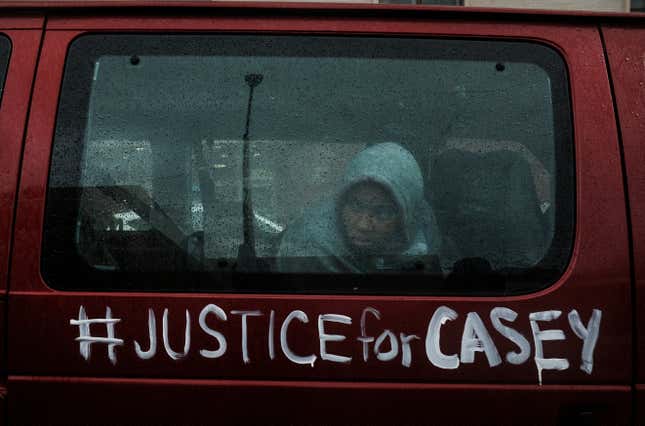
277,143,440,273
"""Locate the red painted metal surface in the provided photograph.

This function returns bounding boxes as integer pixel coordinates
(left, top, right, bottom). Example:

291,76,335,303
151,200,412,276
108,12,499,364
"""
7,378,632,425
0,16,42,30
0,24,43,293
601,24,645,388
0,385,5,426
0,301,6,377
637,384,645,424
7,9,631,425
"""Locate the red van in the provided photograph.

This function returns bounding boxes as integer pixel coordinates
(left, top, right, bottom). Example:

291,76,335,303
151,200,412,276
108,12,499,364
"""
0,2,644,424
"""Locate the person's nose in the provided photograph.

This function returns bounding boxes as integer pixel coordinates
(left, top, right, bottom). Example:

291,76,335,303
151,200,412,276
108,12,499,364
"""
355,212,375,231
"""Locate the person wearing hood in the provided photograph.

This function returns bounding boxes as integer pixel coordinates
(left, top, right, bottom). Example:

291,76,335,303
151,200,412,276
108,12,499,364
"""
277,142,441,273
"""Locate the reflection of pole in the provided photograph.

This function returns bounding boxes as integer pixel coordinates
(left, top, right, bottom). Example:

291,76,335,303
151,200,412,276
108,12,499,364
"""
239,73,263,266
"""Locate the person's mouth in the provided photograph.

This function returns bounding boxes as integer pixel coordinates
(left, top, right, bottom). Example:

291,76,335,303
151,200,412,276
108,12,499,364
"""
350,236,374,247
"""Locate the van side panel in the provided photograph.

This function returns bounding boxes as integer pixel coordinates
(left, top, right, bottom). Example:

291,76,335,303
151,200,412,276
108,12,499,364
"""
602,23,645,381
0,17,43,426
6,378,632,426
9,10,631,425
0,24,42,293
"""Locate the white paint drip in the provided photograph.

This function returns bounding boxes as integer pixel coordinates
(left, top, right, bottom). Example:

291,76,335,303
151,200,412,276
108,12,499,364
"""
490,307,531,365
529,310,569,385
568,309,602,374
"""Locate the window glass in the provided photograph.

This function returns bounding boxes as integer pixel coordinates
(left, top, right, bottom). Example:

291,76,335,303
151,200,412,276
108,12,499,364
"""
44,34,573,294
0,35,10,104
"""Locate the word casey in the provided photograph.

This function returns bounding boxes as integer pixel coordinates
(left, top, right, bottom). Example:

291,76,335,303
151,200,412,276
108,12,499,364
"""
70,305,602,385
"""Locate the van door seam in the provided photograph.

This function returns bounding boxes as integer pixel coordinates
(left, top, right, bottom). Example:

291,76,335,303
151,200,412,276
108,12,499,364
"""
597,22,638,425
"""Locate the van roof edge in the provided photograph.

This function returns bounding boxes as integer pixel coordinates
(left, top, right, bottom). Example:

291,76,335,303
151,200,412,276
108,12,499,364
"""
0,1,643,22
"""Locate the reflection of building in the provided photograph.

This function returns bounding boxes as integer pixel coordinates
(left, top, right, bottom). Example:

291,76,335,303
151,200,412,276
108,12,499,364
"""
241,0,643,11
383,0,635,10
460,0,632,11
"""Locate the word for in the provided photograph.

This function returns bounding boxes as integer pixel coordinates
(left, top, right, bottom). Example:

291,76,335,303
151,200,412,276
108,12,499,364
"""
70,305,602,385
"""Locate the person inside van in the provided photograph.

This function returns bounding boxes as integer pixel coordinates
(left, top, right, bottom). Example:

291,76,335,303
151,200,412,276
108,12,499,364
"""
277,142,441,273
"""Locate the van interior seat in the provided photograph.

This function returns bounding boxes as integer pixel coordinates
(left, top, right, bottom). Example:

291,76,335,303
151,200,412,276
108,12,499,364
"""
429,146,547,272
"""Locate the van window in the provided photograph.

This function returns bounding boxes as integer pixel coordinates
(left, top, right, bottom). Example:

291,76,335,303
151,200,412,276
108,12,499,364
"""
43,34,573,295
0,35,10,103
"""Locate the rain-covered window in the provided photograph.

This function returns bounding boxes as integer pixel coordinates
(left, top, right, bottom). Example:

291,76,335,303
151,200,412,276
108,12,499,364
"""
0,35,10,103
43,35,573,294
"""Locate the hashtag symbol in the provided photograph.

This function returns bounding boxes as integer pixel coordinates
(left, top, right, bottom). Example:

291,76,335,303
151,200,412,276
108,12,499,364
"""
70,306,124,365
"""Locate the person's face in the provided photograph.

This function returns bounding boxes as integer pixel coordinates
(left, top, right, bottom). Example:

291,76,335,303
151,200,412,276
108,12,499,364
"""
341,183,401,252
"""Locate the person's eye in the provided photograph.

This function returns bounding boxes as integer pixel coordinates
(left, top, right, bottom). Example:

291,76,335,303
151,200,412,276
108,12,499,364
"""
347,201,362,211
375,207,397,220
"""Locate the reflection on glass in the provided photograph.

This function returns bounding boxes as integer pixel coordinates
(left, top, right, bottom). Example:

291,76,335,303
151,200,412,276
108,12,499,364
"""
44,35,573,294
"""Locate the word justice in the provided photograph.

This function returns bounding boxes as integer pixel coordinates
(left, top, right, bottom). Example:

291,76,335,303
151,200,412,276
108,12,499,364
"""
70,305,602,385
